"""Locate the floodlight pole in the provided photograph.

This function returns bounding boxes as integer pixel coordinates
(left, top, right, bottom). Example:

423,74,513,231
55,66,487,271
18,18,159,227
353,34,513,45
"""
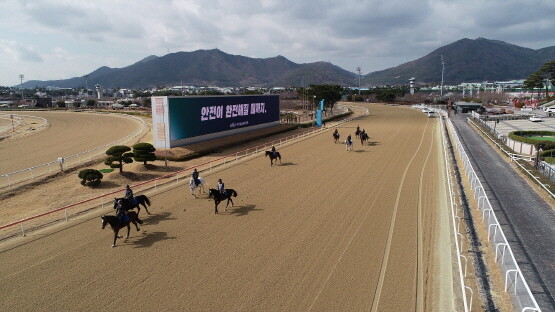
19,74,24,100
440,55,445,99
356,67,362,95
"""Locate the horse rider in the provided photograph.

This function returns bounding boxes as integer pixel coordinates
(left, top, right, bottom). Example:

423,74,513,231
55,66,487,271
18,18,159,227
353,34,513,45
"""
271,146,277,158
356,125,360,133
347,134,352,145
361,129,366,138
334,129,339,136
124,184,134,205
192,168,200,186
115,199,127,224
217,178,226,197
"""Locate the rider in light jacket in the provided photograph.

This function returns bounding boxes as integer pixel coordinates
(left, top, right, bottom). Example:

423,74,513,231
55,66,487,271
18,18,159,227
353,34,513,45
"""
217,179,226,196
124,185,134,204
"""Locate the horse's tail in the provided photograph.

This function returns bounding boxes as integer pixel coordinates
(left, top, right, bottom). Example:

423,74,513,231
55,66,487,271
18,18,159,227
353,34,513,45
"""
143,195,151,206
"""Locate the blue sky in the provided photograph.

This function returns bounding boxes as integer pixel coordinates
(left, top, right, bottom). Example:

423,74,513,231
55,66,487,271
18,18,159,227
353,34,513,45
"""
1,0,555,86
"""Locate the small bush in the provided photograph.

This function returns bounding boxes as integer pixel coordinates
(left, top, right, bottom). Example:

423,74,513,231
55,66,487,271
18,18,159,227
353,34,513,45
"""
78,169,103,187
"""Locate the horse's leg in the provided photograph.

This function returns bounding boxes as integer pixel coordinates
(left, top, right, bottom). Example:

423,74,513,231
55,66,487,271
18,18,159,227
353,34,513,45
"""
215,201,219,214
133,221,140,231
113,229,119,247
142,202,150,214
126,224,131,239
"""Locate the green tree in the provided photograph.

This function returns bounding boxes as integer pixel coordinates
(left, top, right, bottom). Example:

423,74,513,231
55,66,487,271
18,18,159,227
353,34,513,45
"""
86,99,97,107
132,142,156,165
308,84,343,111
105,145,134,173
525,61,555,97
524,72,544,97
78,169,103,187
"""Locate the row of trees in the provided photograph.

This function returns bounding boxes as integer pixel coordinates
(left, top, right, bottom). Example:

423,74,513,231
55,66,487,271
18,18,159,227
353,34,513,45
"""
524,60,555,97
79,143,156,186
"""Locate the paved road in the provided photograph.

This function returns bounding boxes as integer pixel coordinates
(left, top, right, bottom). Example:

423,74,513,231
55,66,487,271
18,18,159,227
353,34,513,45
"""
451,114,555,311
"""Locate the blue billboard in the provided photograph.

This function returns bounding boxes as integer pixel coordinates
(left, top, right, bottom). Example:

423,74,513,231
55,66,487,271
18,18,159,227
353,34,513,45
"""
167,95,280,142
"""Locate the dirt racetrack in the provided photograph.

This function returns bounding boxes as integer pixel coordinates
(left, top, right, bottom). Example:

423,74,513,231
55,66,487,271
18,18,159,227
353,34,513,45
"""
0,105,453,311
0,111,141,175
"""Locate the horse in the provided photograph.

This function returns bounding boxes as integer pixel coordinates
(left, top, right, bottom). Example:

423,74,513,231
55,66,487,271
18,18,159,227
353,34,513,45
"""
101,211,143,247
345,139,353,151
189,177,207,198
113,195,151,215
208,188,238,214
265,151,282,166
333,131,340,143
355,128,361,138
360,132,369,145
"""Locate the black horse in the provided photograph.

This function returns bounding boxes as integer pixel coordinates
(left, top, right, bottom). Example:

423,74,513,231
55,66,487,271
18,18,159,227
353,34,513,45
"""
360,132,369,145
265,151,282,166
333,131,340,143
113,195,151,215
101,211,143,247
208,188,238,214
355,128,361,138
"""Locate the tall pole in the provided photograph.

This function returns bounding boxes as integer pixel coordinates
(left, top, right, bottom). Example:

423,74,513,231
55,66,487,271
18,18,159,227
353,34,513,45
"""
356,67,362,95
440,55,445,99
19,74,24,100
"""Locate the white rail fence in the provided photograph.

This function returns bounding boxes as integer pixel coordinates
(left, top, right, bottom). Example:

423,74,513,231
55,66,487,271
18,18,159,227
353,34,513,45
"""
0,106,368,240
0,113,48,139
445,111,541,312
0,113,148,189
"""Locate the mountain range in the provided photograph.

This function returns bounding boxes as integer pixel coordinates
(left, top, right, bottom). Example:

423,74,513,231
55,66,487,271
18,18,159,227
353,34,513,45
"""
21,38,555,89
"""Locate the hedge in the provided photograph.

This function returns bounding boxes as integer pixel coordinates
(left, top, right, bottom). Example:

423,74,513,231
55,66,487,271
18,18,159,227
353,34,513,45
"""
508,131,555,150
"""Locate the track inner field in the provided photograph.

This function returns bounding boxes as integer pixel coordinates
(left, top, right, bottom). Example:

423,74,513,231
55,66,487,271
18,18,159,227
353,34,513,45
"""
0,105,446,311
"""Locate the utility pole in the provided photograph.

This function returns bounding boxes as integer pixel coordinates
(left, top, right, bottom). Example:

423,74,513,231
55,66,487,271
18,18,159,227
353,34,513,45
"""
440,55,445,99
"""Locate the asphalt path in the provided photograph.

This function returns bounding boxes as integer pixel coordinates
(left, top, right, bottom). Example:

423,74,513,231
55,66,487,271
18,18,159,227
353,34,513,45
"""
451,114,555,311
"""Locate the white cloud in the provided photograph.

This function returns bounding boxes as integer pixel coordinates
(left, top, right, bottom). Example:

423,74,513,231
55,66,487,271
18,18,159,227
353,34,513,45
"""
0,0,554,85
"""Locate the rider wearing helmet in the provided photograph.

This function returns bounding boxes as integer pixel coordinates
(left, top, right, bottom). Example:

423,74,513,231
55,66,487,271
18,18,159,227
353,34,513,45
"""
347,134,352,144
271,146,277,158
217,178,226,196
192,168,200,186
334,129,339,135
124,185,134,205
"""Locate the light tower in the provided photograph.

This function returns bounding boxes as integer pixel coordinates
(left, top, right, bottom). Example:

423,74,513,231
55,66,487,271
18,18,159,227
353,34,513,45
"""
409,77,415,95
356,67,362,95
19,74,24,100
440,55,445,98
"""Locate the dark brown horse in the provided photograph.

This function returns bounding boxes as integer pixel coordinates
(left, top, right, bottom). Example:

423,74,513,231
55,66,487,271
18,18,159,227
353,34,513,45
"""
360,132,369,145
113,194,151,215
208,188,238,214
265,151,281,166
333,131,340,143
101,211,143,247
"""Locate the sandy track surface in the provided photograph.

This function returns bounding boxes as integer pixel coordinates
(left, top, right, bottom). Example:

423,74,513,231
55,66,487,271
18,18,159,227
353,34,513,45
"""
0,111,140,175
0,105,450,311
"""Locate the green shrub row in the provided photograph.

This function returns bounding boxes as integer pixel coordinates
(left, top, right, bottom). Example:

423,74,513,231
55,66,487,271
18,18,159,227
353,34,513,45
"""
508,131,555,149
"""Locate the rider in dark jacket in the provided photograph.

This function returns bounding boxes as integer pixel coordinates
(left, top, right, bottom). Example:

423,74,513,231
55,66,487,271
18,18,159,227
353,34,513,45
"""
271,146,277,158
347,134,352,144
116,199,126,223
192,168,200,186
124,185,134,204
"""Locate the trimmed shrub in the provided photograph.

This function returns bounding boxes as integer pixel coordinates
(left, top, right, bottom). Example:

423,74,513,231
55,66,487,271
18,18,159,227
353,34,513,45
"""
133,142,156,165
105,145,134,173
509,131,555,150
78,169,103,187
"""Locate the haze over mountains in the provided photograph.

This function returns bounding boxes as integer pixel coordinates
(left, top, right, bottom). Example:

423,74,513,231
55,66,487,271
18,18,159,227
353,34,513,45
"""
21,38,555,89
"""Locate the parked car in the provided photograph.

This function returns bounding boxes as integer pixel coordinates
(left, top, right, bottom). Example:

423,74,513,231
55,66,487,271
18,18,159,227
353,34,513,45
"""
427,111,435,118
530,115,542,122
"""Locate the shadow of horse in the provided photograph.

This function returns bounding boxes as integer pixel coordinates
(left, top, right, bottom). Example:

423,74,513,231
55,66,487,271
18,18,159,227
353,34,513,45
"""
227,204,262,216
368,141,380,146
132,231,177,248
279,162,297,166
142,212,175,225
353,149,367,153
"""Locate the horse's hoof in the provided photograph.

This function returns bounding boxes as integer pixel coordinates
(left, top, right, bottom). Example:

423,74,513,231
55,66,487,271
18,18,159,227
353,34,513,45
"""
112,245,116,248
117,236,123,238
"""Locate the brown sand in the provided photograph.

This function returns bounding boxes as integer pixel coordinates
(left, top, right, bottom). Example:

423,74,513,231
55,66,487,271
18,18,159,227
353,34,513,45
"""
0,104,453,311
